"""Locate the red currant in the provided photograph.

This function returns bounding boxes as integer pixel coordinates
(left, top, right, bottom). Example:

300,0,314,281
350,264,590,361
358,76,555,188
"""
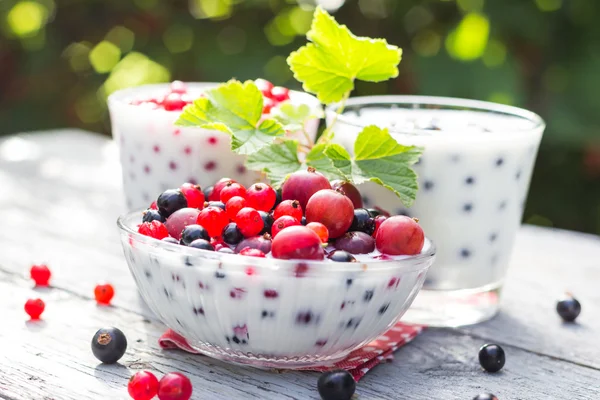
235,208,264,237
94,283,115,305
30,264,51,286
272,226,324,260
245,183,276,212
179,183,205,209
262,97,276,114
197,206,229,237
306,222,329,243
239,247,266,258
157,372,193,400
375,216,425,255
169,80,187,94
305,189,354,239
128,370,159,400
162,93,187,111
138,220,169,240
219,182,247,204
24,298,45,319
281,167,331,210
271,215,300,238
270,86,290,102
255,78,274,97
150,201,158,210
225,196,247,220
210,178,236,201
274,200,303,222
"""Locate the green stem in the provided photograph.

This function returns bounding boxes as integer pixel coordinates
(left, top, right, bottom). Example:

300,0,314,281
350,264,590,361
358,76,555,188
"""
316,91,350,146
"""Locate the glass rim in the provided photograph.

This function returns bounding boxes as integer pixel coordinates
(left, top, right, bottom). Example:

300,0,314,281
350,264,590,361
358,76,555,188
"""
117,209,436,272
326,95,546,134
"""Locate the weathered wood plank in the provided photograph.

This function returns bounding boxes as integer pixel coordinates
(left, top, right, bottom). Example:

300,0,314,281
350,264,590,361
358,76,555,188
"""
1,270,599,400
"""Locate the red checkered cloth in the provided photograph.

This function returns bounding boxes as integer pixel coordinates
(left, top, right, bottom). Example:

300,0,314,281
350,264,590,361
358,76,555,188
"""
159,322,425,381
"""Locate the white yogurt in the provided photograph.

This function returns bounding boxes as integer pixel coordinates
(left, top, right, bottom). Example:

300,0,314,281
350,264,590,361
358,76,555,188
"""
329,96,544,291
109,83,321,210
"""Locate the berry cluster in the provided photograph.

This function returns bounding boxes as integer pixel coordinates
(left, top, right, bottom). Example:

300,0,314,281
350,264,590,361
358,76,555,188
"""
136,168,426,261
130,79,290,114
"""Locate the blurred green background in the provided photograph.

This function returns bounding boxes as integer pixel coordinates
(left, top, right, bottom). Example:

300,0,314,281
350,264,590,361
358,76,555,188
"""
1,0,599,234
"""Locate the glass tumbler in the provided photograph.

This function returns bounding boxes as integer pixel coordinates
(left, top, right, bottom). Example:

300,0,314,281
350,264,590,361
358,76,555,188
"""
327,96,545,326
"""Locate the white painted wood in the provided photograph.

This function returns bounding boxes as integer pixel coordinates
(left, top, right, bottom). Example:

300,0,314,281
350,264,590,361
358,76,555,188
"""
0,130,599,399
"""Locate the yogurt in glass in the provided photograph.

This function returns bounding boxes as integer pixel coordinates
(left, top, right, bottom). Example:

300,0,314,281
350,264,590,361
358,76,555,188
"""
327,95,545,326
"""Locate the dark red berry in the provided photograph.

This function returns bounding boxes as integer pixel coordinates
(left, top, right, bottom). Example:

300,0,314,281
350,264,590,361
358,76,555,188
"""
305,189,354,239
179,183,205,209
24,298,45,319
225,196,247,220
180,225,210,246
220,182,247,204
271,226,324,260
239,247,266,258
274,200,303,222
165,208,200,240
306,222,329,243
138,221,169,240
271,215,300,238
128,370,159,400
94,283,115,305
91,327,127,364
235,207,264,237
210,178,236,201
372,215,387,237
281,167,331,210
157,372,192,400
331,180,363,209
197,206,229,237
157,189,188,218
334,231,375,254
375,216,424,255
270,86,290,102
30,264,51,286
235,234,272,254
246,183,277,212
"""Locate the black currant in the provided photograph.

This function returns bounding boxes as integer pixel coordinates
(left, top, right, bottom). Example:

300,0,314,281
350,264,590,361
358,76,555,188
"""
180,224,210,246
478,344,505,373
189,239,215,251
473,394,498,400
556,295,581,322
258,211,274,235
207,201,226,210
349,208,375,235
91,327,127,364
327,250,357,263
157,189,187,218
142,209,165,223
222,223,244,245
203,185,214,200
317,370,356,400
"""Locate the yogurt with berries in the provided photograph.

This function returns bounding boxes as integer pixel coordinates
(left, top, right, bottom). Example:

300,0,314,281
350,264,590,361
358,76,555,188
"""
108,80,321,211
118,172,435,368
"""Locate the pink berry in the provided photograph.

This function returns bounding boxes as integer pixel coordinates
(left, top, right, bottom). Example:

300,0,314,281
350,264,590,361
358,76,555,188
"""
169,80,187,94
273,200,302,222
235,208,264,237
165,208,201,240
255,78,274,97
24,298,45,320
270,86,290,102
94,283,115,305
334,231,375,254
210,178,236,202
179,183,205,209
157,372,192,400
162,93,187,111
246,183,276,212
271,226,324,260
375,216,425,255
372,215,387,237
306,222,329,243
225,196,247,220
138,220,169,240
220,182,247,204
271,215,300,238
128,370,159,400
239,247,266,258
305,189,354,239
331,180,363,208
282,167,331,210
197,206,229,238
30,264,51,286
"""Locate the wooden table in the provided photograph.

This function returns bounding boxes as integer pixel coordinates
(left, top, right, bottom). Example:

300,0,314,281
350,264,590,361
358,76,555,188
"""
0,130,599,400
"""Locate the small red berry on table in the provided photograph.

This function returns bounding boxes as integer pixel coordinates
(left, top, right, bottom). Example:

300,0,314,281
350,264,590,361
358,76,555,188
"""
30,264,51,286
157,372,193,400
95,283,115,305
25,298,45,319
128,370,159,400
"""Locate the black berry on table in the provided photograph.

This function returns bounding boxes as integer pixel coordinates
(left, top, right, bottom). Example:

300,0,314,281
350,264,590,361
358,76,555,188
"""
473,394,499,400
91,327,127,364
556,294,581,322
317,369,356,400
478,343,505,373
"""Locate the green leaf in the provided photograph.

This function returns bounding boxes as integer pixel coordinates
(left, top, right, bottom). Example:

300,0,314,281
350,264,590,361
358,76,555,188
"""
175,79,285,154
287,6,402,104
326,126,422,206
272,101,319,132
306,143,347,181
245,140,302,187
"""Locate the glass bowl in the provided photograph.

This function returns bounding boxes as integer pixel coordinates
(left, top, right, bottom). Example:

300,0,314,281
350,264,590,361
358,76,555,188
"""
117,210,436,369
